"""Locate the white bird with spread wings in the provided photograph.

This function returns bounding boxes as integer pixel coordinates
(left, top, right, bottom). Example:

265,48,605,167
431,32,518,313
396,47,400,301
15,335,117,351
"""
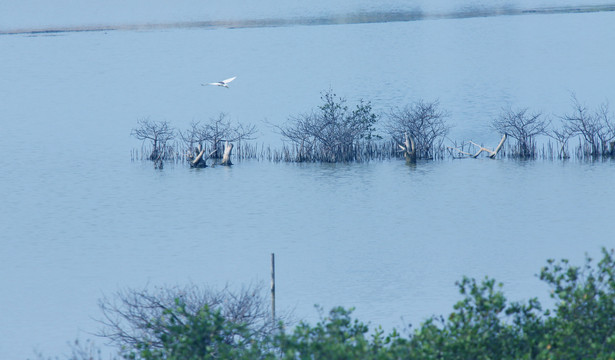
203,76,237,88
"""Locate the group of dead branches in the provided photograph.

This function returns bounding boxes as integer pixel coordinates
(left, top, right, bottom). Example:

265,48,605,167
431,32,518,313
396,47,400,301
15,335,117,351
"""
179,113,257,161
131,114,257,168
555,95,615,158
277,90,379,162
384,99,451,161
131,93,615,166
97,283,286,351
278,91,451,163
130,119,175,169
450,95,615,160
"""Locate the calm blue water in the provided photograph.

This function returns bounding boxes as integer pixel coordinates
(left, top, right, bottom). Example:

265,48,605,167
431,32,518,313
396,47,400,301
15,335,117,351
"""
1,3,615,359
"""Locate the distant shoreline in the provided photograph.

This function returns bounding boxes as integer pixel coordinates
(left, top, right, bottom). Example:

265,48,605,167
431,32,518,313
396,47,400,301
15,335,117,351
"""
2,4,615,36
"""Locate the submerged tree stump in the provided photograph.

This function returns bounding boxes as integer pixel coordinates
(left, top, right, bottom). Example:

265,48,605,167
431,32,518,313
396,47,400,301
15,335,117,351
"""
398,133,416,163
154,150,164,169
221,141,233,166
190,149,207,168
189,144,218,168
189,144,209,168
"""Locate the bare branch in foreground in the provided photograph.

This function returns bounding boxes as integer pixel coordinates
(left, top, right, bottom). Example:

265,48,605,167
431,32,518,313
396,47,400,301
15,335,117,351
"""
96,283,288,349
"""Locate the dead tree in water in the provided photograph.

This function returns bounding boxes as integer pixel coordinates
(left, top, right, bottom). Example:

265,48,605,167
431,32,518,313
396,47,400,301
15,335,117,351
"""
491,107,548,158
548,126,573,159
221,141,234,166
385,100,450,160
188,143,216,168
278,90,379,162
561,95,615,157
398,133,416,163
180,113,257,161
131,119,175,164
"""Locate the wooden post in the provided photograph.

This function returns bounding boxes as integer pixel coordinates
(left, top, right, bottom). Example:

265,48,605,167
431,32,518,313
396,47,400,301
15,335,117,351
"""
271,253,276,323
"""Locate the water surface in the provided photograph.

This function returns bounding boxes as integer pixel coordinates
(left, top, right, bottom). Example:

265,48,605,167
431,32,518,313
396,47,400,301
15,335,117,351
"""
1,4,614,359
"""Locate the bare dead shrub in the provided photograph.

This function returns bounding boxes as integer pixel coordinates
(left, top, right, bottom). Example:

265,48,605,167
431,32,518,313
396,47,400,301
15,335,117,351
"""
492,107,548,158
385,100,450,159
96,283,286,350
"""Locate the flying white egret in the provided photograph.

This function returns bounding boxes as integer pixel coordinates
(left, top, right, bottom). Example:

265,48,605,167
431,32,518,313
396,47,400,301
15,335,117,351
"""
202,76,237,88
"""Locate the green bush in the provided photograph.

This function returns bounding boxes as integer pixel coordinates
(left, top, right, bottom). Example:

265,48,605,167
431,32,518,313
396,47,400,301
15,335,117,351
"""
46,248,615,360
538,248,615,359
407,277,544,360
123,299,270,360
275,306,372,359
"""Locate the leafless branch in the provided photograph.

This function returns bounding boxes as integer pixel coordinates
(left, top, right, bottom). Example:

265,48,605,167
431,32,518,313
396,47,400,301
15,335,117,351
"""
130,118,175,161
96,283,288,350
561,94,615,156
180,113,257,160
385,100,450,159
491,107,548,158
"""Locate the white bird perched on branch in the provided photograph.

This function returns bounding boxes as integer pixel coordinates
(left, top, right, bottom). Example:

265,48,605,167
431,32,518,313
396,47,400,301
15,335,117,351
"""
202,76,236,88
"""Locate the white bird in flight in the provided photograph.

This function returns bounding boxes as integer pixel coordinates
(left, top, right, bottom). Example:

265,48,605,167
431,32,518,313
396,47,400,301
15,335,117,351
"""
203,76,237,88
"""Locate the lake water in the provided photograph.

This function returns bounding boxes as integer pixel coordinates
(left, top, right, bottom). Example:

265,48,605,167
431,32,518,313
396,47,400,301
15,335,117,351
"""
1,2,615,358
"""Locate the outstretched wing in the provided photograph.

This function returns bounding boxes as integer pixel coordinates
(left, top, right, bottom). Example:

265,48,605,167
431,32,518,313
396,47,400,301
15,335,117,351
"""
221,76,236,84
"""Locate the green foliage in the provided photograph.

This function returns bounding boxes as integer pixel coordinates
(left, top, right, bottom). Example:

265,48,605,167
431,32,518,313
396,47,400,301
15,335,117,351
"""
538,248,615,359
407,277,544,360
123,299,270,360
403,248,615,360
51,248,615,360
317,91,379,142
275,306,409,360
276,306,371,359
